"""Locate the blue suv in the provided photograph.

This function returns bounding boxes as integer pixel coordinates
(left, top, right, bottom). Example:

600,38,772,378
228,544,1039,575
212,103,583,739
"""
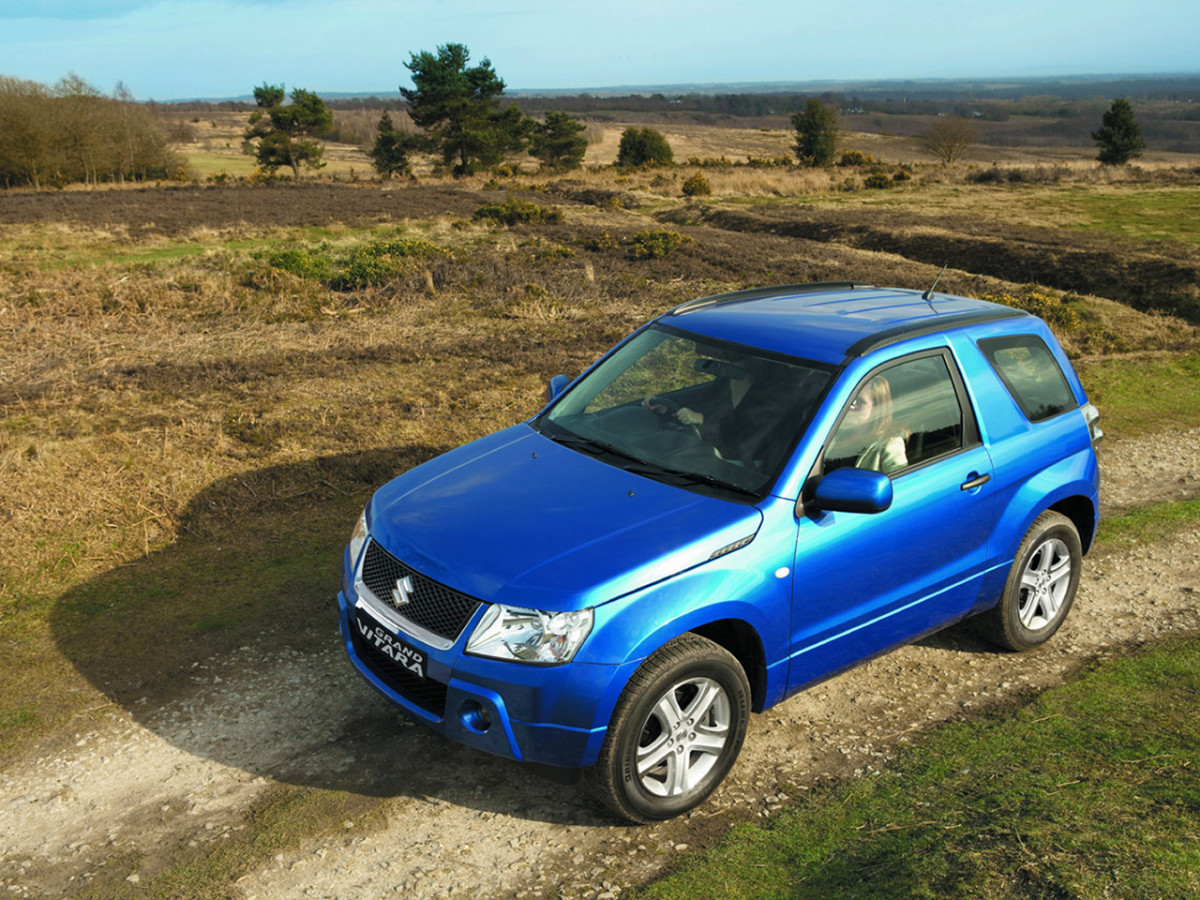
337,282,1102,822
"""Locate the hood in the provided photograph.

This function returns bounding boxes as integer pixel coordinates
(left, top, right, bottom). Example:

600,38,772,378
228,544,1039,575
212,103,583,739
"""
367,425,763,610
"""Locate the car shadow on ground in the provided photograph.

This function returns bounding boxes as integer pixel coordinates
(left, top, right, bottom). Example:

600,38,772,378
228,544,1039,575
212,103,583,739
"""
49,446,617,826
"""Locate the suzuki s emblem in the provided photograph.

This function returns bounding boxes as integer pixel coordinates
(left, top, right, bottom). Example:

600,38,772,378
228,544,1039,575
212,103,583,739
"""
390,575,415,608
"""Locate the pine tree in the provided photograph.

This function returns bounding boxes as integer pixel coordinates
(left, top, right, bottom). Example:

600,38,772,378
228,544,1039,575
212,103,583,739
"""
401,44,530,176
370,112,417,179
791,99,839,167
1092,98,1146,166
530,111,587,171
242,84,332,179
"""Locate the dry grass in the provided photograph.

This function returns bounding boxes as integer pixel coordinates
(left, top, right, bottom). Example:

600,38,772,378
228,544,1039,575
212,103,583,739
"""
2,125,1199,764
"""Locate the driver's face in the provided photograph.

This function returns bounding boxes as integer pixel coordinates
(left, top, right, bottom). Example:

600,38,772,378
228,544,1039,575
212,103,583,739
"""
844,389,875,427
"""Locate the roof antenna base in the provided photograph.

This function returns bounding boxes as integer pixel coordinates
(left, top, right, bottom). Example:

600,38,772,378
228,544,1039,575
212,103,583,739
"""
922,264,948,302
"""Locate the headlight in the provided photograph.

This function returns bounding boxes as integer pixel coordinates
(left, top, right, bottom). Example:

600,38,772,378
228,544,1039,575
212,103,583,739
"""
348,509,368,566
466,605,593,664
1082,402,1104,447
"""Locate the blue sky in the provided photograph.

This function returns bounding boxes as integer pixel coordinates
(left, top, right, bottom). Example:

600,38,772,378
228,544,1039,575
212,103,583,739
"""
0,0,1195,101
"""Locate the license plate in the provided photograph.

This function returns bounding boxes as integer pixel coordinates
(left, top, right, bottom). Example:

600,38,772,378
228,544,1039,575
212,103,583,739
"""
355,609,426,680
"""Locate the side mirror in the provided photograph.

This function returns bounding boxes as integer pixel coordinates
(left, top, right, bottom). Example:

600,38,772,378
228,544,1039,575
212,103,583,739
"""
545,374,570,403
812,467,893,514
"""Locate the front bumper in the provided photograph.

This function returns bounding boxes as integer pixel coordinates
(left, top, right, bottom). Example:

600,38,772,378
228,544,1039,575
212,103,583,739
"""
336,585,628,770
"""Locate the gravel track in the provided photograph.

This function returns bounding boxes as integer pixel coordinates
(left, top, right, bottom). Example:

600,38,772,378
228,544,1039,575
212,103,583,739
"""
2,430,1198,899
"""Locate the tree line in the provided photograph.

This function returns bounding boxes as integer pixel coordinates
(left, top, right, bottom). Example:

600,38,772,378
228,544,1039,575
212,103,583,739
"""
236,45,1153,178
0,48,1151,189
242,44,593,179
0,75,181,188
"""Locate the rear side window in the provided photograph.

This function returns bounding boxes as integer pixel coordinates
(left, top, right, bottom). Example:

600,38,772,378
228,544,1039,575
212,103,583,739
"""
979,335,1076,422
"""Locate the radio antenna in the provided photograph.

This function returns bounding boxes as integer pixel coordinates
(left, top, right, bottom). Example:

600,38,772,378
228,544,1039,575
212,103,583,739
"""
922,264,948,302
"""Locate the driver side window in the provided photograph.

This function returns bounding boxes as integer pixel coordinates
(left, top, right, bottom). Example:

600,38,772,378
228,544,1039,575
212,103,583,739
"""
826,355,965,476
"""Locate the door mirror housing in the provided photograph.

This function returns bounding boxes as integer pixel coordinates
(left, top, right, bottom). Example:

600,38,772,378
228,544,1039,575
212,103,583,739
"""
545,374,570,403
813,467,893,514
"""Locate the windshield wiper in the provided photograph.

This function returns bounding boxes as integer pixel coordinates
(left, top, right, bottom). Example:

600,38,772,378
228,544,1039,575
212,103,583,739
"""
661,468,760,497
620,459,760,498
544,431,635,460
544,428,760,498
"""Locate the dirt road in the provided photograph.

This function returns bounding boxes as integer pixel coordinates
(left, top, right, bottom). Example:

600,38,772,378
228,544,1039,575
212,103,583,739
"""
2,430,1198,899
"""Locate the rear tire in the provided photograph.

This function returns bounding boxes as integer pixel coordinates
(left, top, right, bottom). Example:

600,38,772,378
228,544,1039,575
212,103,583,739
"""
587,634,750,823
979,511,1081,651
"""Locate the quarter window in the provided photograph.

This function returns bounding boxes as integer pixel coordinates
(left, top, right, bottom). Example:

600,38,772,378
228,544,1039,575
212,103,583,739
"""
979,335,1076,422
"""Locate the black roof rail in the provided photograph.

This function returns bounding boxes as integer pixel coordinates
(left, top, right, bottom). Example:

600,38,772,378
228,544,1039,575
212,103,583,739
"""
842,307,1029,361
668,281,875,316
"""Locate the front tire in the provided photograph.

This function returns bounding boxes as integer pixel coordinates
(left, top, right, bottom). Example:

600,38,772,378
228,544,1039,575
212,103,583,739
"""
587,634,750,823
979,510,1082,651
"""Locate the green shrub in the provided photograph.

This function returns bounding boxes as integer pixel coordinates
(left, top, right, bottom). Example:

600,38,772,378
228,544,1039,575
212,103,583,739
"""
837,150,876,167
329,238,448,290
863,172,892,189
582,231,619,252
472,198,563,226
743,155,793,168
628,228,693,260
331,255,396,290
982,287,1082,331
682,173,712,197
686,155,733,168
263,247,332,281
617,127,674,167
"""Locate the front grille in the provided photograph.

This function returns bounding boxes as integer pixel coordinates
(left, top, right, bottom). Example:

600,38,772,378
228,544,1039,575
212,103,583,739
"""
351,610,448,717
360,540,482,643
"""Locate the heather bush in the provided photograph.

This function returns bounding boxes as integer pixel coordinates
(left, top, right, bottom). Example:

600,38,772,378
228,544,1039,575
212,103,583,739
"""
329,238,449,290
473,197,563,226
837,150,876,167
982,287,1082,332
581,231,619,252
628,228,693,260
263,247,332,281
682,173,712,197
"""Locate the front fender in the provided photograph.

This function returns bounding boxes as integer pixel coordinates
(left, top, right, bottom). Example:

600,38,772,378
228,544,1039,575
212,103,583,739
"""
574,538,793,742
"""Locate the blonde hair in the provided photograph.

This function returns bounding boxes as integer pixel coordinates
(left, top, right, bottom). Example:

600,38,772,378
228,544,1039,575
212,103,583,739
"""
860,375,894,436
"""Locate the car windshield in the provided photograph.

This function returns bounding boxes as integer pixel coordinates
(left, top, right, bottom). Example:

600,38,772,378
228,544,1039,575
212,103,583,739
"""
535,324,834,498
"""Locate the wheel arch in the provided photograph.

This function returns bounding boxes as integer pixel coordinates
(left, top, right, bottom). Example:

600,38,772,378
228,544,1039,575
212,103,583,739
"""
690,619,769,712
1049,494,1097,555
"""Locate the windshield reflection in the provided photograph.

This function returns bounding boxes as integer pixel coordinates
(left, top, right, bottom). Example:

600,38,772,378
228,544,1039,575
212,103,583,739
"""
537,326,834,498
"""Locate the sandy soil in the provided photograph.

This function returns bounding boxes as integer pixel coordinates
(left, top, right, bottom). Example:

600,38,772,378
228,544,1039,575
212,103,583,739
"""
1,429,1198,899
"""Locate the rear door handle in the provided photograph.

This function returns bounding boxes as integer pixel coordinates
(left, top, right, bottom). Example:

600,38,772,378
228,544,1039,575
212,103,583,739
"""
960,473,991,491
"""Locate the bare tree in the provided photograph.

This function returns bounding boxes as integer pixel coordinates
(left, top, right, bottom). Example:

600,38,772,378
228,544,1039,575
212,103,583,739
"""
0,74,180,188
0,77,54,188
918,116,979,164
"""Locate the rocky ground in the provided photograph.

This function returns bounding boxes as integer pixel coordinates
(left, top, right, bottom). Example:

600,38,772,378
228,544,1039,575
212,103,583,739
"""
2,429,1198,899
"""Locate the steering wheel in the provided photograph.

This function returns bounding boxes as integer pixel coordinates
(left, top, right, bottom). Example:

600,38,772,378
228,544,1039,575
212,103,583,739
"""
647,395,681,415
646,396,703,441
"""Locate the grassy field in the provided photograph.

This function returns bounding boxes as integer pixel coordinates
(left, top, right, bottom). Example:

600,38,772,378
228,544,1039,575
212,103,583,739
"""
2,126,1200,896
635,635,1200,900
3,138,1200,754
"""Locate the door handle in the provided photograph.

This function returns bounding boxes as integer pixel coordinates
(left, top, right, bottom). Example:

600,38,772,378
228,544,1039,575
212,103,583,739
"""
960,473,991,491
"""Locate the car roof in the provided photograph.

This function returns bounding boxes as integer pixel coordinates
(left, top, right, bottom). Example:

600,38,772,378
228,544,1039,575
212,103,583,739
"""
662,282,1029,364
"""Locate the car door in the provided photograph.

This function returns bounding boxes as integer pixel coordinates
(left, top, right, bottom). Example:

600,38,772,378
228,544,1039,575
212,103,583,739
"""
786,350,998,692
